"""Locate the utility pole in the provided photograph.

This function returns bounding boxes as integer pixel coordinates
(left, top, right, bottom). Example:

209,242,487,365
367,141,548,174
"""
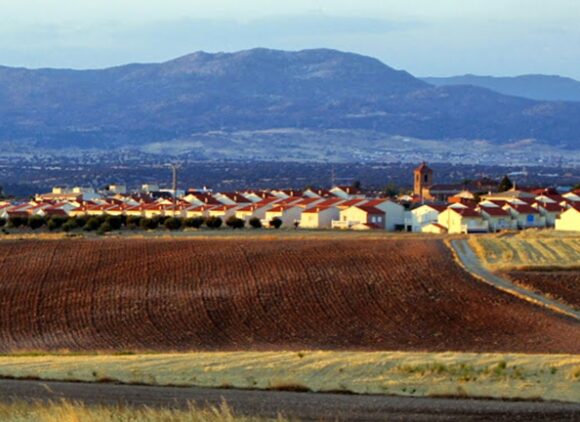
170,164,178,218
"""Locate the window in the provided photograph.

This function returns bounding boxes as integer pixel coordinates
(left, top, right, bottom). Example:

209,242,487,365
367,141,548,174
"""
424,174,429,183
527,214,534,223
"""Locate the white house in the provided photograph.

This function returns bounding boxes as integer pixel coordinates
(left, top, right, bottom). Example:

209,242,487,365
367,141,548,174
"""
438,207,489,234
532,202,565,227
405,204,447,232
334,205,385,230
263,205,302,228
364,199,405,231
329,185,365,200
478,205,514,232
300,206,340,229
555,205,580,232
502,203,545,229
421,223,448,234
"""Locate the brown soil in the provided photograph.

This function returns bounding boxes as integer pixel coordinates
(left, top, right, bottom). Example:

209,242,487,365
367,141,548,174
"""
505,270,580,310
0,239,578,353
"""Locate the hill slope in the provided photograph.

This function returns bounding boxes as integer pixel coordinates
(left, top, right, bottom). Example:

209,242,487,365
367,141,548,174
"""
0,238,578,353
423,74,580,102
0,49,579,150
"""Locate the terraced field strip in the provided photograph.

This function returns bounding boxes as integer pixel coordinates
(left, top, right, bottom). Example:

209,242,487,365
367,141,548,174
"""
450,240,580,321
469,235,580,270
0,351,579,403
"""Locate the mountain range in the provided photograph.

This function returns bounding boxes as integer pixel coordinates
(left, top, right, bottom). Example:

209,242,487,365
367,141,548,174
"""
423,74,580,102
0,48,579,151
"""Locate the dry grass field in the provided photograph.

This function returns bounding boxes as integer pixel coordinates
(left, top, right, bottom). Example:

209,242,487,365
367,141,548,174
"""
469,232,580,270
0,238,579,353
0,400,276,422
1,351,579,403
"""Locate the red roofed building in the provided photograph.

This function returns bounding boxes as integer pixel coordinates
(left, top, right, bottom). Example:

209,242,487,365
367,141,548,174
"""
502,203,545,229
300,206,340,229
478,205,514,232
437,207,489,234
335,205,385,230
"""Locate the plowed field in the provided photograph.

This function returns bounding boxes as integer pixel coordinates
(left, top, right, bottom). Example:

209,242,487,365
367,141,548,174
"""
0,239,578,353
505,270,580,310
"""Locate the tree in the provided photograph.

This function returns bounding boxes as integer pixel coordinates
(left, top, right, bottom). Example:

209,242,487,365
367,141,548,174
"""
248,217,262,229
226,216,245,229
382,182,399,198
0,185,4,200
269,217,283,229
164,217,182,231
74,216,89,228
28,216,46,230
0,218,6,228
205,216,223,229
61,220,77,232
97,222,112,235
351,180,362,190
49,216,68,230
184,217,205,229
126,216,142,227
140,218,159,230
8,216,27,228
105,215,123,231
83,217,101,232
573,183,580,191
498,175,514,192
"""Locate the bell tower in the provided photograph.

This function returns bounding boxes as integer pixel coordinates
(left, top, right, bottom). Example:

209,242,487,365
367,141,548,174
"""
414,162,433,199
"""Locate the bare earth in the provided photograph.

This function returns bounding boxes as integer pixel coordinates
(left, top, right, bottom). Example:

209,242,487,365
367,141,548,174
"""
1,379,580,422
0,238,579,353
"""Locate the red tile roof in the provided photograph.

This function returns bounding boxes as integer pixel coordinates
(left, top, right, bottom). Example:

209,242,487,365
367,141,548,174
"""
450,207,481,218
354,205,384,215
479,206,509,217
505,204,540,214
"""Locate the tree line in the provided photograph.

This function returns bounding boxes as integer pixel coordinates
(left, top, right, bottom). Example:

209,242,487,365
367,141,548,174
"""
0,214,284,235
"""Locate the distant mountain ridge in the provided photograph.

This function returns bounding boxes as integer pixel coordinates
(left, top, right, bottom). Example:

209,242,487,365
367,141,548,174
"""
422,74,580,102
0,48,579,151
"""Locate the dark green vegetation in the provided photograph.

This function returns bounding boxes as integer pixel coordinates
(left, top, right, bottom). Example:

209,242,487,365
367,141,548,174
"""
0,215,236,235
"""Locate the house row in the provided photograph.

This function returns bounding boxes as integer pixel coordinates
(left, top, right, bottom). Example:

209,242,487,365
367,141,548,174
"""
406,188,580,234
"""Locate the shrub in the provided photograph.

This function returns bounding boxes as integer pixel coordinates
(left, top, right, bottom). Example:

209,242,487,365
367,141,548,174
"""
184,217,205,229
226,216,245,229
164,217,182,231
248,217,262,229
48,216,68,230
140,218,158,230
97,222,112,235
205,216,223,229
83,217,102,232
126,216,142,227
105,215,123,231
28,216,46,230
61,221,77,232
8,216,27,228
74,216,88,228
269,217,283,229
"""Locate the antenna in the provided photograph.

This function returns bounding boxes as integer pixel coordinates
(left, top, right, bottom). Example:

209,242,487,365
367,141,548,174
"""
169,163,179,217
331,166,336,187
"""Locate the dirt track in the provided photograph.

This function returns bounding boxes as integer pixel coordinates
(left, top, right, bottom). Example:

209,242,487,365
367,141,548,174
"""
0,238,579,353
1,379,580,421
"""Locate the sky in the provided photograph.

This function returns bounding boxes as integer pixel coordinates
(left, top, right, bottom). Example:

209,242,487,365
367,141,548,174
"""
2,0,580,79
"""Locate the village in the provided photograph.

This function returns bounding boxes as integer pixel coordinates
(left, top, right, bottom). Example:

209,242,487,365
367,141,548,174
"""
0,163,579,234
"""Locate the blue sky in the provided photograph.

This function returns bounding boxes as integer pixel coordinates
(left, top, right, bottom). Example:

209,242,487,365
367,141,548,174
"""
2,0,580,79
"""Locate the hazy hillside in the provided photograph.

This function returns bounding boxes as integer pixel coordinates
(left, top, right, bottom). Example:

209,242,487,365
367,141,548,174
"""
0,48,579,150
423,74,580,102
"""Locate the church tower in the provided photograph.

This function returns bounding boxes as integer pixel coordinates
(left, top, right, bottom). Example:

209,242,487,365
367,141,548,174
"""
414,162,433,199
